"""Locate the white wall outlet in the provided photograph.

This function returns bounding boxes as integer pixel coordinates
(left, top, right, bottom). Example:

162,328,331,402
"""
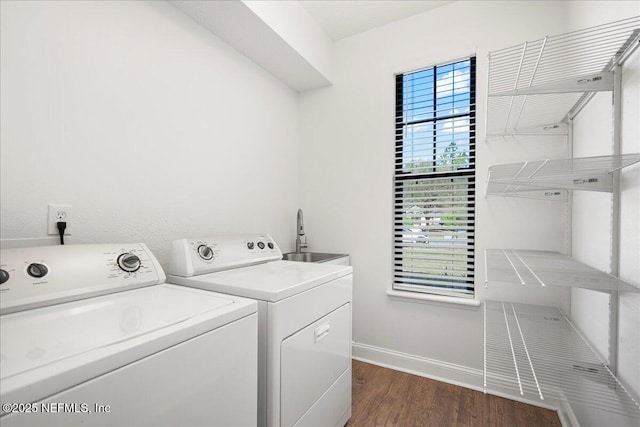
48,204,72,235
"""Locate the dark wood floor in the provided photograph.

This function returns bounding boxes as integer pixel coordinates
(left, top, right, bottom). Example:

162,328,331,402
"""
346,360,561,427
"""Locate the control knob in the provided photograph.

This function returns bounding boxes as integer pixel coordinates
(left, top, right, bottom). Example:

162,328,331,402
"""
247,242,255,250
197,245,214,261
27,263,49,278
267,242,274,249
257,242,265,250
117,253,141,273
0,269,9,284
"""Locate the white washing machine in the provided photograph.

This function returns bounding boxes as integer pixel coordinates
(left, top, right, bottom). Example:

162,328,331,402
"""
167,234,353,427
0,243,257,427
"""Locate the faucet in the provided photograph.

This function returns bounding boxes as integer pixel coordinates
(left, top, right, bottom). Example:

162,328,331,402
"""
295,208,308,253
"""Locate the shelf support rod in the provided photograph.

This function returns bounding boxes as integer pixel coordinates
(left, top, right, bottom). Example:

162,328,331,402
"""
483,301,487,392
485,52,491,143
484,171,491,198
504,161,529,193
504,42,528,133
484,250,489,287
502,301,524,395
511,303,544,400
608,64,622,375
513,37,548,130
567,119,573,258
528,159,549,179
503,250,525,285
512,251,546,287
565,118,573,318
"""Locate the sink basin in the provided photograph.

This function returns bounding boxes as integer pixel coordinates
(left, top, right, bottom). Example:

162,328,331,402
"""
282,252,346,263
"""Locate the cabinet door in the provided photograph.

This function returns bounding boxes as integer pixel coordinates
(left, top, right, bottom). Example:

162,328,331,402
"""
280,303,351,427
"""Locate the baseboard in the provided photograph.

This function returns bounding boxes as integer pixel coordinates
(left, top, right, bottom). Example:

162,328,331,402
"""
352,342,484,393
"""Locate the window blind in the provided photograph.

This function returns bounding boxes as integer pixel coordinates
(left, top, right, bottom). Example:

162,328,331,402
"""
394,58,476,298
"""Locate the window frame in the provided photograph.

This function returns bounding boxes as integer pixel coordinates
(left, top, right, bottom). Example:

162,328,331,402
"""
393,57,476,298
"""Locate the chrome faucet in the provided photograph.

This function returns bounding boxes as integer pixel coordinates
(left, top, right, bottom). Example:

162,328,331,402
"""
295,208,307,253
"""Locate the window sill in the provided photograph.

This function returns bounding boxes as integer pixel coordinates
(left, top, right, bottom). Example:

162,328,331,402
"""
386,289,481,307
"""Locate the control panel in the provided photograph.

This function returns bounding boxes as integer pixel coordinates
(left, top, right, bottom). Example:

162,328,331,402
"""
168,234,282,277
0,243,166,314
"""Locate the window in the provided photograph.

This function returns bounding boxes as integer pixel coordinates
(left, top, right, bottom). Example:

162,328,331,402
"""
394,58,475,298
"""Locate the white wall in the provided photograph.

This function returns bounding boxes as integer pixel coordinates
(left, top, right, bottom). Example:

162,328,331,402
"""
2,0,637,403
0,0,300,266
568,0,640,402
298,0,576,378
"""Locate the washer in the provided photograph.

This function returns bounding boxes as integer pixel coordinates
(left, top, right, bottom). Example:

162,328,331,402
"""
0,243,257,427
167,234,353,427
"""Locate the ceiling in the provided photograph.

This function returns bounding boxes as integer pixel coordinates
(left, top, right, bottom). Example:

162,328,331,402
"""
170,0,457,91
298,0,455,41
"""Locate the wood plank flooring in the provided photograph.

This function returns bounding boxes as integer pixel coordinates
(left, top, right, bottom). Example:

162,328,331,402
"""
346,360,561,427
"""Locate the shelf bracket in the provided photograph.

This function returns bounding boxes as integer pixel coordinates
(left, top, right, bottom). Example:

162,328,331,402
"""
490,71,614,97
486,122,568,138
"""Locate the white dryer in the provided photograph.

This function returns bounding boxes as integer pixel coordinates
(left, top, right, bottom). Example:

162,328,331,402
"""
167,234,353,427
0,243,257,427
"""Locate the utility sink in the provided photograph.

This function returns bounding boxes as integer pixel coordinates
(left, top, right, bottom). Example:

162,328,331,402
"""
282,252,346,263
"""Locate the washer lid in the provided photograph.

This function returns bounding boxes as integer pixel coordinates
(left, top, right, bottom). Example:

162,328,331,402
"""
169,261,352,302
0,284,256,405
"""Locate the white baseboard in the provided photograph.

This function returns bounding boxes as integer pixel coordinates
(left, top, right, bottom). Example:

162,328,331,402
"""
352,342,484,392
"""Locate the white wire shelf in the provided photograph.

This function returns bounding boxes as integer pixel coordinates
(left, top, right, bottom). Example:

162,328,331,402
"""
484,301,640,423
486,16,640,139
484,249,639,293
485,153,640,198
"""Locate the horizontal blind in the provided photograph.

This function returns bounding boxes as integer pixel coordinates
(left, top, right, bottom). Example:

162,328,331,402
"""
394,58,476,297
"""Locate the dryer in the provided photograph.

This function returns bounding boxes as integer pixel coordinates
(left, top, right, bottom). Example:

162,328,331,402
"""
167,234,353,427
0,243,257,427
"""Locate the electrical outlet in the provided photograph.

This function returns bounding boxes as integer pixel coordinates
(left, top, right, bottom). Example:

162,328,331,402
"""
48,204,72,235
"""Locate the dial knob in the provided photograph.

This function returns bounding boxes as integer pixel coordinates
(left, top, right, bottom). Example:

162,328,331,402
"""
117,253,141,273
247,242,255,250
27,263,48,278
267,242,274,249
0,269,9,284
257,242,265,249
197,245,214,261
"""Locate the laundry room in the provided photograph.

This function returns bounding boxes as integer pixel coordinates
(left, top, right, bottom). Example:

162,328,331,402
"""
1,1,639,426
